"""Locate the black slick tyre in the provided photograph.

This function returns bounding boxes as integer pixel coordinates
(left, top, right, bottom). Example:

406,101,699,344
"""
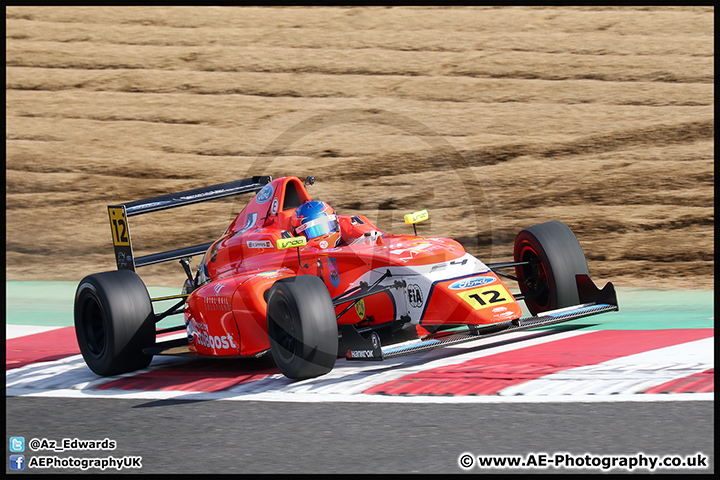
513,221,590,316
74,270,155,376
266,275,338,380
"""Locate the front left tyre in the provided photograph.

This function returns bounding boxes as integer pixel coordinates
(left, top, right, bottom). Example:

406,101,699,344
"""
266,275,338,380
74,270,155,376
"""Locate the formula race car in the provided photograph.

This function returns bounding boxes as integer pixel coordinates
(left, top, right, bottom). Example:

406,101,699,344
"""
74,175,618,379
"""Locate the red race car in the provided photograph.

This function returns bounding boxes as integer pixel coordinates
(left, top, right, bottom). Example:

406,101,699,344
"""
74,175,618,379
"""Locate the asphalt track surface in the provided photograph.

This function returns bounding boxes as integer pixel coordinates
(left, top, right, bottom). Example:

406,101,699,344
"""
6,283,714,473
6,397,714,474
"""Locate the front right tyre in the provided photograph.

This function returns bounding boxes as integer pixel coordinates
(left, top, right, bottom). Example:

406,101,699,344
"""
514,221,590,316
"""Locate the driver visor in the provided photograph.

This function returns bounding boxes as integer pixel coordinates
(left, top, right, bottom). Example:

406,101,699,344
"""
296,214,339,239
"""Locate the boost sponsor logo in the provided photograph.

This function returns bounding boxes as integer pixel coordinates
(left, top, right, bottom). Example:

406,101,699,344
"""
448,275,496,290
194,330,238,350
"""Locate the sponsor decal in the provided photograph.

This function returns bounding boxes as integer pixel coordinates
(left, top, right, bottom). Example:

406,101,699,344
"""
186,316,236,350
277,236,307,249
347,333,380,359
404,209,429,225
355,298,366,320
316,259,325,281
389,243,435,262
407,284,424,308
430,263,446,272
247,240,272,249
430,258,468,273
186,316,203,343
328,258,340,288
348,349,375,359
255,184,274,204
116,251,132,268
125,200,170,213
213,283,225,295
319,240,329,249
195,330,237,350
178,188,236,202
448,275,496,290
203,296,232,312
450,258,468,266
389,243,431,255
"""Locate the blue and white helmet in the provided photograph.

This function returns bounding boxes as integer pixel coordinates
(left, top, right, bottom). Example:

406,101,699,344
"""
290,200,341,248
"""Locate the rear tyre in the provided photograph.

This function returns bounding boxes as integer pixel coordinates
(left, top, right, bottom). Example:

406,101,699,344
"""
266,275,338,380
74,270,155,376
514,221,590,316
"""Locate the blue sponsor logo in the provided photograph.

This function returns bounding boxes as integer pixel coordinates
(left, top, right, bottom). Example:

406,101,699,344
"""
255,184,274,204
448,276,495,290
327,258,340,288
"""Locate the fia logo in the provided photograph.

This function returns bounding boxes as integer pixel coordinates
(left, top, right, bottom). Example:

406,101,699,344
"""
407,284,424,308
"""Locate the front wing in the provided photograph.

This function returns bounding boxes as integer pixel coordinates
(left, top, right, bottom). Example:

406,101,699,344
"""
340,276,619,361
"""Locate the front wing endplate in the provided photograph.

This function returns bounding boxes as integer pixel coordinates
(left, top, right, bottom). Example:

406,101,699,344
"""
346,301,618,361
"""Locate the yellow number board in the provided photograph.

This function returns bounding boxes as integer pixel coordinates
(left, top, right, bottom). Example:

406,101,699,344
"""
108,206,130,246
456,284,514,310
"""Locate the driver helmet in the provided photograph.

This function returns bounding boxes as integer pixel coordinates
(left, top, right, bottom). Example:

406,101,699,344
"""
291,200,341,248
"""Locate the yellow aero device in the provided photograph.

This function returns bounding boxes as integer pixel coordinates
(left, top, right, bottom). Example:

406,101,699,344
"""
277,236,307,250
404,210,429,236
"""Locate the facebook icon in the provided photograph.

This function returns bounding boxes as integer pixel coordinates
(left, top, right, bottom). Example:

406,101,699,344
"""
9,454,25,470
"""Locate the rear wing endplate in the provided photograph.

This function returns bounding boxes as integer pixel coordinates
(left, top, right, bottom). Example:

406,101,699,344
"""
107,176,271,271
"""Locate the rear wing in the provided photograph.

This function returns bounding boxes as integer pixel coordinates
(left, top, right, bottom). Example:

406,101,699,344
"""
107,176,271,271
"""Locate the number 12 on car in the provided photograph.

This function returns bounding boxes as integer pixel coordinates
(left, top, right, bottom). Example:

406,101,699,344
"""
457,284,514,310
108,206,130,246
